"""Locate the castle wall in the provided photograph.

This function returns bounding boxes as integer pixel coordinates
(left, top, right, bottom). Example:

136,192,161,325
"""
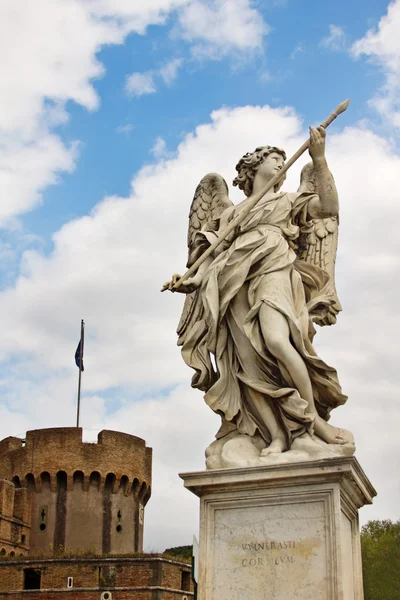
0,428,152,556
29,481,56,553
0,481,30,557
0,428,152,485
0,556,194,599
109,489,135,554
65,483,103,553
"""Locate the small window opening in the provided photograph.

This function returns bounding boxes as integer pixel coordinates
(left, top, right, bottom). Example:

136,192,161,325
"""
9,551,15,557
89,471,101,489
0,549,6,556
21,534,26,544
116,524,122,533
24,568,41,590
181,570,191,592
39,506,47,531
25,473,35,491
67,576,73,588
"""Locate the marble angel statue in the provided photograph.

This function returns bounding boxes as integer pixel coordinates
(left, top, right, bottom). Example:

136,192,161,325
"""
163,120,355,468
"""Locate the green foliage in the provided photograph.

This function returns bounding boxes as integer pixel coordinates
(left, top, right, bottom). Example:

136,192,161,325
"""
163,545,193,560
361,519,400,600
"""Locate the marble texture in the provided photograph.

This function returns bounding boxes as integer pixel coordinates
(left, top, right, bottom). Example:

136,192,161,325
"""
165,124,355,463
205,430,355,470
181,457,376,600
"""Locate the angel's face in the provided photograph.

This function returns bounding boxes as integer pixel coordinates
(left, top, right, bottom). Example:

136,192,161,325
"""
257,152,285,182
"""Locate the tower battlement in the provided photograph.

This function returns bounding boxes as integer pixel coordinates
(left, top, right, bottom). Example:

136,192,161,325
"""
0,428,152,556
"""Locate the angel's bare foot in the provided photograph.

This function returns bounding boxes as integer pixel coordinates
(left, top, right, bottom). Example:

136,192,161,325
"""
261,438,285,456
314,415,354,445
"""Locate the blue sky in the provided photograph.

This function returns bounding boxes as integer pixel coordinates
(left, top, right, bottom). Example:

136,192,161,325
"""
17,0,388,240
0,0,399,551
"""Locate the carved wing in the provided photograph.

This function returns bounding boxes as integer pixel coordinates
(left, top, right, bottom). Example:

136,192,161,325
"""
296,162,342,326
177,173,233,346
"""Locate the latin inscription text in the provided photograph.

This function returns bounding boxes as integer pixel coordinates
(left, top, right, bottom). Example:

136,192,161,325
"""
240,540,297,567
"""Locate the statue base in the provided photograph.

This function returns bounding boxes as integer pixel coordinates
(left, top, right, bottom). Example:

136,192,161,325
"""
205,430,355,469
180,457,376,600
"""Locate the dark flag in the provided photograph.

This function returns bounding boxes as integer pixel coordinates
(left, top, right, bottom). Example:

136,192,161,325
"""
75,338,84,371
75,319,85,428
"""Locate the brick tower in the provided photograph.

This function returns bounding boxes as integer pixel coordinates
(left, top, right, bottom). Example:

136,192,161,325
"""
0,427,152,557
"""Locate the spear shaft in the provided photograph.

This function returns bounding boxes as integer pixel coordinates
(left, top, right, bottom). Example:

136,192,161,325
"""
170,99,349,291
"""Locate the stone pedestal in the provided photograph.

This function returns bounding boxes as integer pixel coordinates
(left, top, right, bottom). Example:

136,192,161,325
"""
180,457,376,600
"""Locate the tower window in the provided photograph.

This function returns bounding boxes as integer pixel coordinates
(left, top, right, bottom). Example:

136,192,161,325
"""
24,569,41,590
181,570,191,591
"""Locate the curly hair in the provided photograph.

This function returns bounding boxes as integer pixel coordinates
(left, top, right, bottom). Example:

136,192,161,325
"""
233,145,287,197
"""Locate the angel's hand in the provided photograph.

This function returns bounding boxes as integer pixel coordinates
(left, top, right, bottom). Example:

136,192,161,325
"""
308,126,326,163
161,272,202,294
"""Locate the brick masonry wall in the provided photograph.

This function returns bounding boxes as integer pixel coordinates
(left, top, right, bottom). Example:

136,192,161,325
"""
0,482,30,557
0,593,192,599
0,429,152,488
0,557,194,599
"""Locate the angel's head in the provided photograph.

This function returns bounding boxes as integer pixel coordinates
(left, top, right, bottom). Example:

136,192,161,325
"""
233,146,287,197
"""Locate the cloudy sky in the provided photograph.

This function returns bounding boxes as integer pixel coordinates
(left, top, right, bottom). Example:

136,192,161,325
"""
0,0,399,551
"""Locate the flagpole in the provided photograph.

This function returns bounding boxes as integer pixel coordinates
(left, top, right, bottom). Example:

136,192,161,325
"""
76,319,84,428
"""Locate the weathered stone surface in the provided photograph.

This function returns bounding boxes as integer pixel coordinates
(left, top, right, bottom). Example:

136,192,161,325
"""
181,456,376,599
166,128,355,464
205,430,355,469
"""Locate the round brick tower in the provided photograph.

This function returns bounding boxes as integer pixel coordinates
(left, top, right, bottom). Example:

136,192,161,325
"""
0,428,152,556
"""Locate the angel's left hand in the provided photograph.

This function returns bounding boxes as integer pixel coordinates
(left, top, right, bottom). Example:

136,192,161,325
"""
161,272,202,293
308,126,326,162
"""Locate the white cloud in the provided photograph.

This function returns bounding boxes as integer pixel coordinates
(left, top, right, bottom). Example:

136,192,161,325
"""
176,0,269,58
290,43,304,60
116,123,135,134
0,104,399,548
159,57,184,84
0,0,269,226
352,0,400,125
125,71,157,97
0,133,79,225
125,58,183,97
320,24,347,51
151,136,170,158
0,0,188,226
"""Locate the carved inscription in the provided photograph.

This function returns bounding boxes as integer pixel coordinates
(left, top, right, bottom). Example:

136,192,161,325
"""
240,540,296,567
242,541,296,551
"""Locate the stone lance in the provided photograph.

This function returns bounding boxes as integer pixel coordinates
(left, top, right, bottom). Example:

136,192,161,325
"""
165,99,350,292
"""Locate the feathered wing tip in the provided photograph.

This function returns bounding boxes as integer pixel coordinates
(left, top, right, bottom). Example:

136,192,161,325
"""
296,162,342,326
186,173,232,266
177,172,233,347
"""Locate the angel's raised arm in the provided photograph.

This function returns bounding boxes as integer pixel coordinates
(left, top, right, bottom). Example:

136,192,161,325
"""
306,126,339,220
